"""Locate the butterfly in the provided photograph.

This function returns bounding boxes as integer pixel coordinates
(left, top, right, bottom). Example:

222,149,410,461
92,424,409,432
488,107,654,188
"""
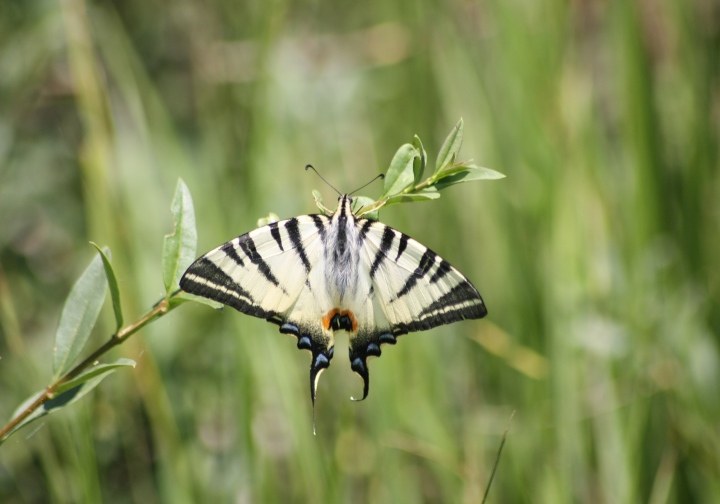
180,193,487,415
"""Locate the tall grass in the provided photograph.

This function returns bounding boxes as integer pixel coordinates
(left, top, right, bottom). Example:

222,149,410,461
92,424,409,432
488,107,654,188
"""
1,0,718,502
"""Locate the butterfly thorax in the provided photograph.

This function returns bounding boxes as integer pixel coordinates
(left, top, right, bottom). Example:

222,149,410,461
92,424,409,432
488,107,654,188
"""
325,195,360,304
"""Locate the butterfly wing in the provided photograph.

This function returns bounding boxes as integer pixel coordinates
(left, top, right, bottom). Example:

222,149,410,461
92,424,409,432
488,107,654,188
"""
180,214,336,407
348,219,487,399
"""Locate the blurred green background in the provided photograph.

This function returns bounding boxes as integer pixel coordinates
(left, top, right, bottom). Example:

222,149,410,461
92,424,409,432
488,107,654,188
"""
1,0,718,502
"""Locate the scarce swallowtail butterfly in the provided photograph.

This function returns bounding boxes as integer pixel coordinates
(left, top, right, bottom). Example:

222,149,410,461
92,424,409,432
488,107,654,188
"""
180,193,487,417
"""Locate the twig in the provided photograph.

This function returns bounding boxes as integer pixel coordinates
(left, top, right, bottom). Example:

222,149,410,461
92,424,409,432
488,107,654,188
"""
0,295,176,443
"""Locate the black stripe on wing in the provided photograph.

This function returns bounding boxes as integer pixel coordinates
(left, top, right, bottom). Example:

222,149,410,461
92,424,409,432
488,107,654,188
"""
237,234,285,292
357,219,373,244
285,217,312,273
179,258,276,318
269,221,284,251
310,214,328,240
394,279,486,333
395,248,436,299
395,233,409,261
222,241,245,266
369,226,395,279
418,279,486,322
429,259,452,284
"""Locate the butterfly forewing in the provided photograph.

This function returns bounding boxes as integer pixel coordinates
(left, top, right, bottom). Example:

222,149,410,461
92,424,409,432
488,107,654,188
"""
357,219,487,332
180,215,328,318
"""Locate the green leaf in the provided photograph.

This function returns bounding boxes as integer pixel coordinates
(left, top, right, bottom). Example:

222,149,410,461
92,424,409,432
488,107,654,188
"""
162,179,197,296
311,189,327,214
90,243,123,331
384,188,441,208
382,144,418,198
412,135,427,185
57,358,136,394
256,212,280,228
53,251,108,378
312,189,324,205
170,291,224,310
352,196,379,220
434,118,464,174
2,359,135,443
433,166,506,191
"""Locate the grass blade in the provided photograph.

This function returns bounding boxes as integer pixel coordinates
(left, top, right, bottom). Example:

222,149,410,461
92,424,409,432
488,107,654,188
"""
482,411,515,504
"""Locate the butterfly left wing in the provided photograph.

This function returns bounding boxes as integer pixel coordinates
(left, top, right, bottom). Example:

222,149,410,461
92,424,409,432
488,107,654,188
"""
180,215,338,410
348,219,488,399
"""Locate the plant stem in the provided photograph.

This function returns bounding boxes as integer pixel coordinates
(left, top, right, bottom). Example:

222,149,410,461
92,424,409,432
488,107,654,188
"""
0,296,174,443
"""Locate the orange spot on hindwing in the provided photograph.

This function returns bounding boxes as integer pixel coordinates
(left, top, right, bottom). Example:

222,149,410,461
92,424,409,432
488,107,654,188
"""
322,308,358,333
322,309,340,330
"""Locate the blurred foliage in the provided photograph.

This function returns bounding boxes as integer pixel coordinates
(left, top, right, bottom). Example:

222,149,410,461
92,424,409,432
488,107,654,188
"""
1,0,719,502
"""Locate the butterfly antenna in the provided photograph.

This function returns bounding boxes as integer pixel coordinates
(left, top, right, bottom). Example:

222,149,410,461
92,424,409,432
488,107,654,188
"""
349,173,385,196
305,164,341,196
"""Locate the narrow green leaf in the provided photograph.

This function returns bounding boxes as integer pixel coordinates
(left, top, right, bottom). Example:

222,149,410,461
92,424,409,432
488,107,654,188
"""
2,391,44,442
437,162,500,177
382,144,418,198
311,189,327,213
434,118,464,174
162,179,197,296
354,200,385,219
53,251,108,378
433,166,506,191
57,358,136,394
312,189,324,204
384,188,441,208
170,291,224,310
412,135,427,185
2,360,135,442
352,196,379,220
90,243,123,331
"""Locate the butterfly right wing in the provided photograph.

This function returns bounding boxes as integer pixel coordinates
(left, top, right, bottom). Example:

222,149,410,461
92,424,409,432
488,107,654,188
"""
347,218,488,399
180,214,337,407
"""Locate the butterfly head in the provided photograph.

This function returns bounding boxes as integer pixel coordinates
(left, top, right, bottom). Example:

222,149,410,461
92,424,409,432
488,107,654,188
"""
334,194,355,219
